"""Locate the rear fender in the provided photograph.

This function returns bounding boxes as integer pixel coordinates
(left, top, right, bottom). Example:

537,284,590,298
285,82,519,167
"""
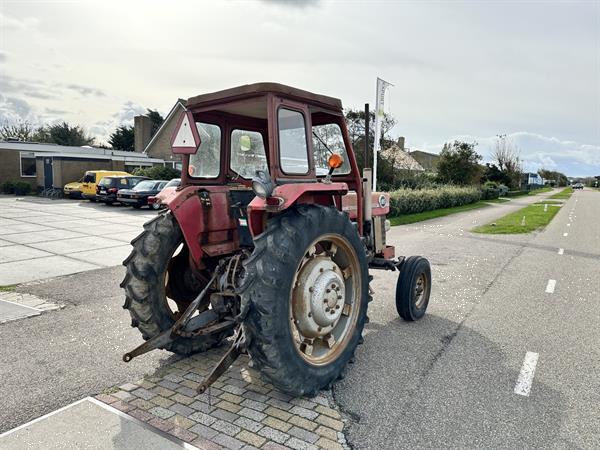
247,182,348,236
161,185,238,266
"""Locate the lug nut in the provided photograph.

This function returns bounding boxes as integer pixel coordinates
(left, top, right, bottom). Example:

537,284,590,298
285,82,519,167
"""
337,295,342,300
308,312,312,317
326,288,331,293
335,305,340,309
309,287,314,293
325,307,330,312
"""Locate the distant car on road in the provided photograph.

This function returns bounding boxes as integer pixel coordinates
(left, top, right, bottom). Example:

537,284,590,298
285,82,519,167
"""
96,176,149,205
117,180,168,209
149,178,181,210
573,183,584,190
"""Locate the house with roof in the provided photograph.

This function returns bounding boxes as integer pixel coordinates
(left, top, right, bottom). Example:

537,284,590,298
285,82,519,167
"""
0,141,164,190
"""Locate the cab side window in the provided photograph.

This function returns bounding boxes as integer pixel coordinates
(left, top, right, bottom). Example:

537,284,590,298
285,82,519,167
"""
312,123,351,176
278,108,309,174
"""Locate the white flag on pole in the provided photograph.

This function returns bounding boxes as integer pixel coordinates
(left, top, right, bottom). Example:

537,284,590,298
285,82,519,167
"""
373,77,393,191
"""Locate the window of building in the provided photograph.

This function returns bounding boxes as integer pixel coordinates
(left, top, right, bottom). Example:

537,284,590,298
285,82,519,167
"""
20,152,36,177
278,108,309,174
230,129,268,179
312,123,351,176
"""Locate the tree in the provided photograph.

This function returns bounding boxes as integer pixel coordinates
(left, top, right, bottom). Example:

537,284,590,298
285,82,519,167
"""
108,125,135,151
145,109,164,136
491,134,522,189
436,141,482,185
482,163,511,186
33,122,95,146
132,165,180,180
0,121,35,141
344,108,396,171
538,168,568,187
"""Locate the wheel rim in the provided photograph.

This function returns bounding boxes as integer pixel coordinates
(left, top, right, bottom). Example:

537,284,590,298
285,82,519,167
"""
414,272,427,309
290,233,361,366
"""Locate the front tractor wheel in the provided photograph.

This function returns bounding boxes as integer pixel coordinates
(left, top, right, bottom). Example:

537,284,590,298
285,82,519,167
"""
396,256,431,321
241,205,369,397
120,212,230,355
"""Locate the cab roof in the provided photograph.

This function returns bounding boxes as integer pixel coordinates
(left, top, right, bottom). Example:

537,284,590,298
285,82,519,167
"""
186,82,343,112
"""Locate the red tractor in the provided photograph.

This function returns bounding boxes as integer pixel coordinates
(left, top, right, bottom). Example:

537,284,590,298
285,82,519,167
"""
121,83,431,397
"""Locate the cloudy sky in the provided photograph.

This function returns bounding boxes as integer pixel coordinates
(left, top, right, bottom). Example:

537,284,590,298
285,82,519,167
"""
1,0,599,176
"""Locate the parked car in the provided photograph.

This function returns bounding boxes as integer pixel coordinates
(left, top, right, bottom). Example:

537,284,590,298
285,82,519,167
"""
96,176,149,205
63,178,84,198
149,178,181,209
573,183,584,190
81,170,130,201
117,180,169,209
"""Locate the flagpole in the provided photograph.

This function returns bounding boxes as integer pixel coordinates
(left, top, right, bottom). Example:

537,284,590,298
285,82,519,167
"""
372,77,393,192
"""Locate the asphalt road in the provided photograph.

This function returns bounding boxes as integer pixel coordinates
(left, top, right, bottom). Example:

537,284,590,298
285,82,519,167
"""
335,189,600,448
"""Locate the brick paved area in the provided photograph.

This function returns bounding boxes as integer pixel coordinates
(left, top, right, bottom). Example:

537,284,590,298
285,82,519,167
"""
97,347,347,449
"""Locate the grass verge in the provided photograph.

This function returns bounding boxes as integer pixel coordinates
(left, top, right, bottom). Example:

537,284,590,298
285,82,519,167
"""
0,285,16,292
390,201,491,226
472,203,561,234
536,200,563,205
550,187,573,199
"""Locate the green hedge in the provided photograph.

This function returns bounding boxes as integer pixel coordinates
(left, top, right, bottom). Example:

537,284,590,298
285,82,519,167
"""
1,181,32,195
389,186,481,216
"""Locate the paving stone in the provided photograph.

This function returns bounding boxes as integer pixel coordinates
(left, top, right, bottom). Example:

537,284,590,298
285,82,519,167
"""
212,408,239,423
132,387,156,401
168,414,196,430
258,426,290,444
119,383,139,392
240,446,260,450
268,390,292,402
172,393,195,405
266,398,293,411
245,384,270,395
288,416,318,432
236,430,266,448
191,438,222,450
213,433,245,450
110,400,134,413
170,403,194,417
158,380,181,391
181,379,200,390
130,398,154,411
149,406,176,420
241,390,269,403
227,378,249,389
95,394,117,404
289,406,318,420
211,419,241,437
264,406,292,422
189,411,217,426
151,395,175,408
190,400,214,414
222,384,246,396
164,373,184,383
315,415,344,432
152,386,176,397
316,437,343,450
190,423,218,440
288,426,319,444
263,416,291,433
262,443,289,450
217,400,242,413
168,425,197,443
290,398,318,410
240,399,267,412
315,425,338,440
221,392,244,404
111,390,134,401
184,372,204,383
128,408,154,422
138,380,156,390
238,407,267,422
148,416,174,433
176,386,197,397
285,437,318,450
234,417,263,433
312,395,330,407
315,405,340,419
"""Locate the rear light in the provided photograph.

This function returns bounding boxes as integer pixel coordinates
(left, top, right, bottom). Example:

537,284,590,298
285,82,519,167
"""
147,196,156,205
108,188,118,193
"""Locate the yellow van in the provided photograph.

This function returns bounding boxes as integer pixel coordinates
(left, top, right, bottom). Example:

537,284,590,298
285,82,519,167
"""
80,170,130,201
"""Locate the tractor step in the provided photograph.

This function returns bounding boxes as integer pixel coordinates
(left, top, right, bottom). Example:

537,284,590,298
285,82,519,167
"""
368,256,405,271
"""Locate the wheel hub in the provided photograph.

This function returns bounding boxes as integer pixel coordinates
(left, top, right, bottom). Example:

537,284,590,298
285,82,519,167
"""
293,257,345,339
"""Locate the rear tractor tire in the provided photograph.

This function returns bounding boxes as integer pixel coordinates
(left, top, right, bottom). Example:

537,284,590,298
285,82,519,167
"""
121,211,231,355
396,256,431,321
241,205,370,397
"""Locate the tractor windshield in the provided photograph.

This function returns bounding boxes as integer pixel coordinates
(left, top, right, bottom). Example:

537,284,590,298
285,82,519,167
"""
189,122,221,178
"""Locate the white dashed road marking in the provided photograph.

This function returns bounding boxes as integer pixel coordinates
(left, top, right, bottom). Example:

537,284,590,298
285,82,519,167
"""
567,223,571,227
563,233,568,237
545,279,556,293
558,248,564,255
514,352,539,397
